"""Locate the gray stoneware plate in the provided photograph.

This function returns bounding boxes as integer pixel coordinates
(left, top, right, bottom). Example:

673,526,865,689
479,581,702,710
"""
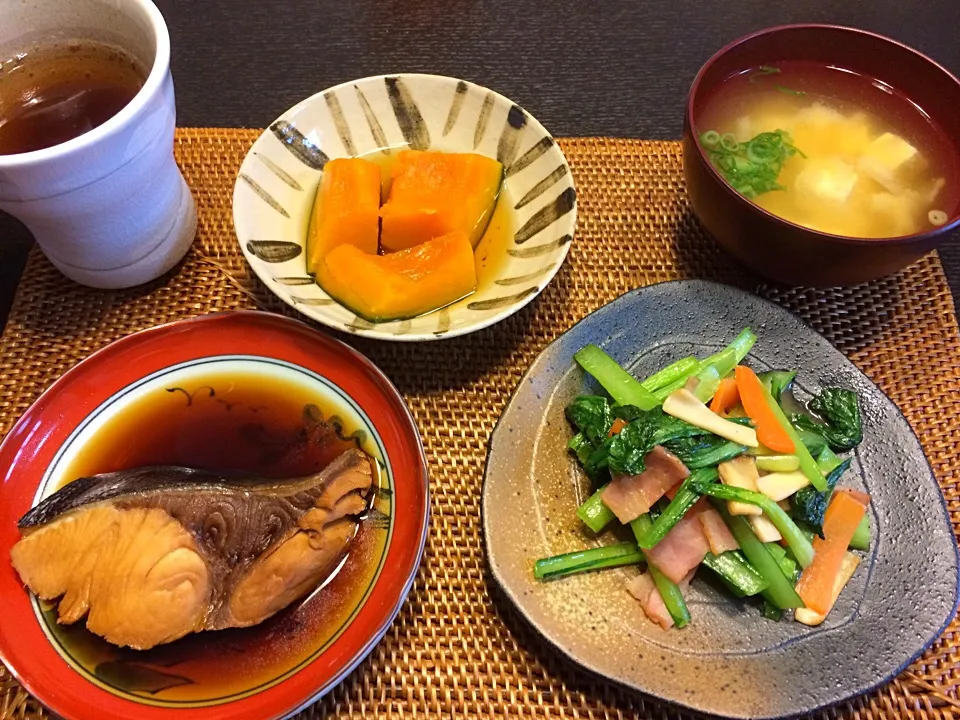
483,279,959,719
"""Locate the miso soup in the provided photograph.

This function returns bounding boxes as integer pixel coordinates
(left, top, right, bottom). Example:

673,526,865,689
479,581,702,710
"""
696,61,959,238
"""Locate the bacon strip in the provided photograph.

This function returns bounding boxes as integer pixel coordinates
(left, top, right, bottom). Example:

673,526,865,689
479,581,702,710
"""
600,447,690,524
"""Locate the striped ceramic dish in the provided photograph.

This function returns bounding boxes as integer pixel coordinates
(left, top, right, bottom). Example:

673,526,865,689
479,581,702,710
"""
233,74,576,341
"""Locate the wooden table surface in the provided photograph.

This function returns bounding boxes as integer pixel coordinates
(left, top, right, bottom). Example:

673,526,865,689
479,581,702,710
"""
1,0,958,329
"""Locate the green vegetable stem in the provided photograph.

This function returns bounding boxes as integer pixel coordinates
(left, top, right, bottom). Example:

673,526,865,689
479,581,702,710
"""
575,487,616,533
701,551,769,597
573,345,660,411
712,501,805,611
534,542,645,580
757,380,827,491
636,468,719,549
640,356,699,393
757,370,797,402
630,514,691,628
694,481,815,568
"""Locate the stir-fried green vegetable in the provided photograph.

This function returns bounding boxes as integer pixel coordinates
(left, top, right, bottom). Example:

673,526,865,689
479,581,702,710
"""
652,329,757,403
566,396,613,447
631,515,690,628
662,434,747,469
756,380,827,491
791,458,852,536
699,129,803,199
692,480,815,568
758,370,797,402
576,487,616,533
636,468,719,549
569,397,749,480
850,515,872,550
765,542,801,583
702,551,769,597
692,366,722,404
641,356,698,393
573,345,660,411
761,600,785,621
792,388,863,452
755,455,800,472
711,501,805,610
533,542,645,580
546,327,872,630
700,328,758,377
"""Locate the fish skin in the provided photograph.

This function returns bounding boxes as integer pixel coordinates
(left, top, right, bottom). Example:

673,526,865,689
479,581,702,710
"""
11,448,375,649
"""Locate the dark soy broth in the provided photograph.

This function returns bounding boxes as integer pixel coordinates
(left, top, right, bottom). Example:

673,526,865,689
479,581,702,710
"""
696,61,960,237
44,367,392,704
0,40,147,155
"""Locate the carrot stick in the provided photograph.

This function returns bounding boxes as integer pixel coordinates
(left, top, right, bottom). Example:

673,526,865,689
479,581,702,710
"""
710,377,740,415
795,490,869,615
608,418,628,437
735,366,795,454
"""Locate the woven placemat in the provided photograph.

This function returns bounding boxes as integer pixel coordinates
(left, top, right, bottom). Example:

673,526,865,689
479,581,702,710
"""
1,131,959,720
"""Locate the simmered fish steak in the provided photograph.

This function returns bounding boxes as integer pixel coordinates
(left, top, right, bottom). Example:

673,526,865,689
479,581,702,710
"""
10,448,374,650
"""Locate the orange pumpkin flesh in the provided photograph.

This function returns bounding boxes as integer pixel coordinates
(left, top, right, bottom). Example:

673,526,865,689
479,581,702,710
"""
320,230,478,322
306,157,381,279
380,151,504,252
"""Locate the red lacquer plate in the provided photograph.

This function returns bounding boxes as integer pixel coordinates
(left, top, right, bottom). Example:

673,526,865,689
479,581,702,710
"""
0,311,429,720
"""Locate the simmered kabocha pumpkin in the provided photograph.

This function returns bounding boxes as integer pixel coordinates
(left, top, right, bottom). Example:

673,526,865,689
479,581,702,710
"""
320,230,478,322
306,157,381,280
380,151,504,251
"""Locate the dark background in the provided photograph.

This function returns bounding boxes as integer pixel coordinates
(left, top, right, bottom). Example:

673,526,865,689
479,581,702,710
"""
2,0,959,329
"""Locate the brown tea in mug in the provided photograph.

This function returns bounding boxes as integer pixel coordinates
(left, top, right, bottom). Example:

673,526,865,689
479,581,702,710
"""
0,40,147,155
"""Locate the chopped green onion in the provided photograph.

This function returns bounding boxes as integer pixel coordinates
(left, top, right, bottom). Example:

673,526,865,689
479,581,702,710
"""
630,515,690,628
712,501,805,610
699,129,801,200
720,133,739,152
637,467,718,549
751,65,781,80
701,130,721,148
534,542,644,580
576,487,616,533
774,84,806,97
694,482,815,568
574,345,659,411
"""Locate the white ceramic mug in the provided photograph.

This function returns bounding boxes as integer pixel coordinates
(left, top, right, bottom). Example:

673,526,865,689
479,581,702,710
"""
0,0,195,289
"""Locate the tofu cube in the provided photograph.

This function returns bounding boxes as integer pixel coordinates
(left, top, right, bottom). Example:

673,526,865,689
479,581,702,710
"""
864,132,918,170
858,132,919,193
795,158,859,204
